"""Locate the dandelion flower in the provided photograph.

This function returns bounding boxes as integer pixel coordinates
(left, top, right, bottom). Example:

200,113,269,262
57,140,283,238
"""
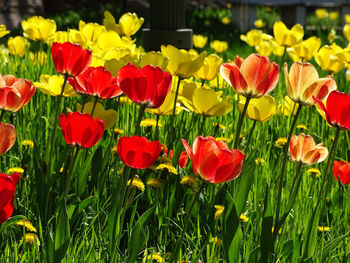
127,176,145,192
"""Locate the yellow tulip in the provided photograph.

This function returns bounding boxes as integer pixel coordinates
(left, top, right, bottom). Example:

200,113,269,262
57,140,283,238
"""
97,31,122,50
314,44,345,73
336,47,350,68
210,40,228,53
346,15,350,24
255,39,274,57
315,9,328,19
328,28,336,43
104,11,144,37
161,44,206,78
287,36,321,62
178,79,199,100
278,96,299,116
90,53,105,67
21,16,56,42
34,74,77,97
329,11,338,20
0,25,10,38
221,17,231,25
104,54,137,76
51,30,85,46
52,31,68,44
254,19,265,28
179,85,232,116
273,21,303,47
209,74,225,89
194,54,223,81
193,34,208,48
146,90,183,116
79,20,106,42
270,39,285,56
240,29,264,47
140,51,168,70
76,102,117,130
29,51,47,65
237,95,276,122
8,36,29,57
343,24,350,42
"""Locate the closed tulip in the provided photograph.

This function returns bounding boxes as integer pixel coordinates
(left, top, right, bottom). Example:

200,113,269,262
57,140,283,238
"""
180,85,232,116
240,29,264,47
69,66,122,99
59,112,105,148
117,135,161,169
284,62,336,106
314,44,345,74
0,25,10,38
194,54,222,81
161,44,206,78
0,75,36,112
117,64,172,108
35,74,77,97
273,21,304,47
193,34,208,48
104,11,144,37
287,36,321,62
0,172,20,224
210,40,228,53
289,134,328,165
8,36,29,57
313,90,350,130
315,9,328,19
182,136,245,184
21,16,56,42
237,95,276,122
51,42,92,77
78,20,106,43
333,160,350,184
0,123,16,155
220,53,279,98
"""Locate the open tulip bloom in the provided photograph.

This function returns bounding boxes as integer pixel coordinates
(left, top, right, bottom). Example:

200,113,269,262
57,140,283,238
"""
220,53,279,98
0,172,20,224
333,160,350,184
117,64,172,108
182,136,245,184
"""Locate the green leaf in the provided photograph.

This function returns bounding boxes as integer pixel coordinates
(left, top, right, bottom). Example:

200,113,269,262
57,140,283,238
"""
302,203,322,259
321,233,348,261
76,150,94,197
260,184,274,263
0,215,27,234
54,201,70,263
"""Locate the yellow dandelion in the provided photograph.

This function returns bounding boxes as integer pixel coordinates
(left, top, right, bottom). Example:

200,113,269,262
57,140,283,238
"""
59,167,64,173
307,167,321,178
20,233,40,246
240,213,249,222
221,17,231,25
214,205,225,220
127,176,145,192
22,139,34,148
212,123,226,130
330,136,335,142
272,226,282,235
216,137,231,143
296,124,308,130
318,226,330,232
117,166,125,175
7,167,24,174
111,145,118,154
114,128,124,135
161,155,172,164
14,220,37,232
147,178,162,188
140,118,160,127
275,137,287,148
255,158,266,166
119,96,131,104
210,236,223,245
180,175,197,188
156,163,178,175
147,253,164,263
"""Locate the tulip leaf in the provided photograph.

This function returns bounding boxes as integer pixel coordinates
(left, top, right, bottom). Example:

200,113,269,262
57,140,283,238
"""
91,146,103,192
76,149,94,197
54,201,70,263
261,184,274,263
302,203,322,259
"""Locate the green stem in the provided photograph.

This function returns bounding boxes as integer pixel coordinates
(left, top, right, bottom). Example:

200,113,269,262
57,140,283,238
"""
289,162,303,198
134,105,146,136
90,97,99,116
48,73,68,176
64,147,80,197
169,181,206,263
233,97,251,149
0,110,4,122
80,96,88,113
278,47,287,71
273,105,302,237
168,77,183,147
155,115,160,140
198,115,206,135
245,120,257,150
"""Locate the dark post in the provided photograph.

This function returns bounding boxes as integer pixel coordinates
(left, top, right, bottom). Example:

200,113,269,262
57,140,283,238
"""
142,0,192,51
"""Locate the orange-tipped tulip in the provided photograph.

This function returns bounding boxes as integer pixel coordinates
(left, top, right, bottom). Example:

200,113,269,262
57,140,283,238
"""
0,123,16,155
289,134,328,165
220,53,279,98
284,62,336,106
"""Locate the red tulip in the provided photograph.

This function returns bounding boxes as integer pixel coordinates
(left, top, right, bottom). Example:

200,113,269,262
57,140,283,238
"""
51,42,92,77
69,66,122,99
333,160,350,184
289,133,328,165
313,90,350,130
59,112,104,148
164,148,189,168
0,172,20,224
117,64,172,108
117,135,161,169
0,123,16,155
0,75,36,112
220,53,279,98
182,136,246,184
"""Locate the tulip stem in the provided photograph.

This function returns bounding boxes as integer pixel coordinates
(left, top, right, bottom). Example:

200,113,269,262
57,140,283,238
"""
279,47,286,71
64,147,80,198
289,162,303,198
169,181,206,263
0,110,4,122
273,105,302,237
48,73,68,176
168,77,183,147
233,97,251,149
90,97,99,116
134,105,145,136
245,120,257,150
80,96,88,113
155,115,160,140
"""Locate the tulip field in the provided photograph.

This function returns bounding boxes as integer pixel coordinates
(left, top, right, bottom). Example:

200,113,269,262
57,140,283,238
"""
1,5,350,263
